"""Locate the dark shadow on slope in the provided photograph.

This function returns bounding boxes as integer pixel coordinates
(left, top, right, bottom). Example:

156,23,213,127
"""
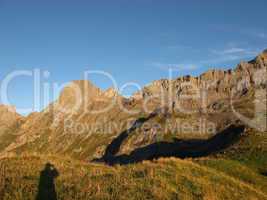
260,171,267,177
99,124,245,165
36,163,59,200
100,111,158,162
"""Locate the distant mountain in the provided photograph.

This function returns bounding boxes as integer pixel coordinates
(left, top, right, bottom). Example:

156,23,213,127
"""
0,50,266,161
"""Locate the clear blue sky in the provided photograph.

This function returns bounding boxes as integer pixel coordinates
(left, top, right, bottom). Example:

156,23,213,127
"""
0,0,266,115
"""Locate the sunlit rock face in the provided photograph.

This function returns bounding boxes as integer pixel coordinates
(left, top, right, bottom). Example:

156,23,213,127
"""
0,50,266,159
0,105,23,135
133,50,267,112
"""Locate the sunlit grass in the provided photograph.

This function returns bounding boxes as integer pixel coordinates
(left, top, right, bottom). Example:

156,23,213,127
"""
0,154,266,200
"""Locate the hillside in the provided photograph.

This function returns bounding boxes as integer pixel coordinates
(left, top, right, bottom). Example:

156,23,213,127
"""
0,50,266,200
0,123,266,200
0,155,266,200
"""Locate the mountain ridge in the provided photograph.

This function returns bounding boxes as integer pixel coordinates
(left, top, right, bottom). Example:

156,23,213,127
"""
0,50,266,161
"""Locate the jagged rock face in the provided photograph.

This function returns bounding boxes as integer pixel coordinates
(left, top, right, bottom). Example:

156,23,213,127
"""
134,51,267,112
58,80,103,111
0,81,135,157
104,88,119,98
56,81,123,116
0,105,24,151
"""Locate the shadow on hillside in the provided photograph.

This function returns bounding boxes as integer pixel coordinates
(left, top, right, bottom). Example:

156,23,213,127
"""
36,163,59,200
260,171,267,177
100,111,158,162
94,123,245,165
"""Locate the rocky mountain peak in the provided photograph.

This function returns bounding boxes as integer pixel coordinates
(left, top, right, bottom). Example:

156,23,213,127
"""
58,80,103,108
260,49,267,59
0,105,22,131
104,87,120,98
132,50,267,111
0,105,17,114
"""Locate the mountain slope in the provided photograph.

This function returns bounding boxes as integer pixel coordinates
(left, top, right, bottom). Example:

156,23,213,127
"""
0,51,266,200
0,50,266,162
0,105,24,151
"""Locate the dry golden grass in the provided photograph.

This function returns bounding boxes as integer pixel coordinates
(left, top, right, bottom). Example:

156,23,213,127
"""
0,154,266,200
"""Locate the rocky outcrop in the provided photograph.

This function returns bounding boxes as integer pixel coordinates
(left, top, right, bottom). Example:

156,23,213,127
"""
57,80,103,110
133,50,267,112
0,105,24,151
104,88,120,98
0,105,23,134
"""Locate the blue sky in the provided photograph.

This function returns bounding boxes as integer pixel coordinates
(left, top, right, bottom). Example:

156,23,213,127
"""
0,0,266,115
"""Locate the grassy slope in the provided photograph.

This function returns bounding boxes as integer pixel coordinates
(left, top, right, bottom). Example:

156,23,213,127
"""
1,116,266,199
0,121,266,200
195,128,267,195
0,90,266,200
0,155,266,200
